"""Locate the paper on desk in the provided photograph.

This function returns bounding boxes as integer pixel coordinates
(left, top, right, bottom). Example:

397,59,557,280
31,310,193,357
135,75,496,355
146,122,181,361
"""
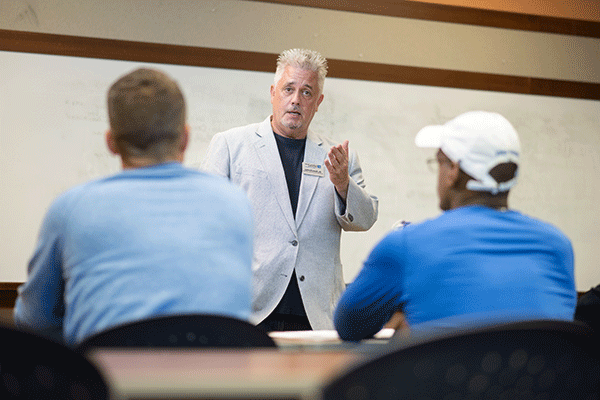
269,329,395,342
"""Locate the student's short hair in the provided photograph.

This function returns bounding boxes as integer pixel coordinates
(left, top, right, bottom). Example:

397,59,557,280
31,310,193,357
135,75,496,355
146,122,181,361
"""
273,49,328,93
107,68,186,161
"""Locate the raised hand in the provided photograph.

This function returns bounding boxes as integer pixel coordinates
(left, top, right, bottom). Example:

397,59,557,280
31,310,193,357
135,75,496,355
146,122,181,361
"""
325,140,350,201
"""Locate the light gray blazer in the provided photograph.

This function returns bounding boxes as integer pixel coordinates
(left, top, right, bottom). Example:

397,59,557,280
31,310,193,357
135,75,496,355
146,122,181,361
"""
202,116,378,329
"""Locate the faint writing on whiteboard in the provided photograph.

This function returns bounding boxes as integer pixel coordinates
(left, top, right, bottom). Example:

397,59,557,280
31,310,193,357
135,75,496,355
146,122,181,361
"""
64,99,106,125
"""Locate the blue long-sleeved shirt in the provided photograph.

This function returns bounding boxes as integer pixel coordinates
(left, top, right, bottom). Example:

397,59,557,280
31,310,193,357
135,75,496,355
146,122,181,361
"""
334,205,576,341
14,162,254,346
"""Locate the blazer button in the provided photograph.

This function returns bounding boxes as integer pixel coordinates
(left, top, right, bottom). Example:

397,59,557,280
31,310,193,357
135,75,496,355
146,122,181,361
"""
299,275,305,281
348,214,354,222
291,240,298,246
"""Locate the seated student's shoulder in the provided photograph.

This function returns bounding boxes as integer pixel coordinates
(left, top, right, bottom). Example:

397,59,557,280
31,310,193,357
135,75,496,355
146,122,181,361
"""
190,166,249,195
45,178,108,219
373,220,421,254
513,210,573,249
400,211,462,237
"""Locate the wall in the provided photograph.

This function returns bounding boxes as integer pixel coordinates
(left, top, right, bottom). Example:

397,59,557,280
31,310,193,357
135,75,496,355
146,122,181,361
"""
1,0,598,83
1,1,599,299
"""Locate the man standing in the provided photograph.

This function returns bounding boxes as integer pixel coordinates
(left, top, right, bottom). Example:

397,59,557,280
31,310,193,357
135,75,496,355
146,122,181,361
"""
335,111,576,341
203,49,378,331
14,68,254,346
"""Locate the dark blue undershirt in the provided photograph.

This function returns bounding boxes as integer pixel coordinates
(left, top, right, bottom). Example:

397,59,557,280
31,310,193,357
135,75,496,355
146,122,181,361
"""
272,132,307,317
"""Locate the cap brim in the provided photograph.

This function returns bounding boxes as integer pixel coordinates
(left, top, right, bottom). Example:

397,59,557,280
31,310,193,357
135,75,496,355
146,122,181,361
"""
415,125,447,148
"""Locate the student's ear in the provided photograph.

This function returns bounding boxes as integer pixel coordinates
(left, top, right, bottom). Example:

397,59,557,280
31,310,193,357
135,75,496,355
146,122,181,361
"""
179,125,190,153
106,131,119,155
448,162,462,189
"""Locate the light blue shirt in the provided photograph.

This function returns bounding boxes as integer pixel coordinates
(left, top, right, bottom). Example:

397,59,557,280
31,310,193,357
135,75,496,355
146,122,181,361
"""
335,205,577,341
14,162,253,346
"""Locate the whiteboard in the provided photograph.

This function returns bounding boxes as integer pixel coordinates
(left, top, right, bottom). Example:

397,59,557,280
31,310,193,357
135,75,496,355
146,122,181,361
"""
2,50,599,290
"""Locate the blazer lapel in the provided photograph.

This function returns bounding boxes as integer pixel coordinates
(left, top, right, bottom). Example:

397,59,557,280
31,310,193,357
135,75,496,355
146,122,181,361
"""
253,117,297,233
295,130,326,229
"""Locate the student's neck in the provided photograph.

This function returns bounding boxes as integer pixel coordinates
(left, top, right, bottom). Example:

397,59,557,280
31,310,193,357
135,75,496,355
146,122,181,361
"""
121,156,181,170
453,191,509,210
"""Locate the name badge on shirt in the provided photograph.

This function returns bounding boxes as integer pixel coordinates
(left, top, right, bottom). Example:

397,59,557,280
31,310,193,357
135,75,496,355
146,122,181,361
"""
302,162,324,177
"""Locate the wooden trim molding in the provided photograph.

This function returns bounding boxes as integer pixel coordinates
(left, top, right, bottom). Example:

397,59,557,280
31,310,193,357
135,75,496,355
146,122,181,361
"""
0,29,278,73
252,0,600,38
0,283,19,308
1,30,598,101
0,284,588,309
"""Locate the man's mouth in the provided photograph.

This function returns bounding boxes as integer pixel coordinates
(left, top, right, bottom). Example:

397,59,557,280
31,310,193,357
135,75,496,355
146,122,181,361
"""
287,110,301,116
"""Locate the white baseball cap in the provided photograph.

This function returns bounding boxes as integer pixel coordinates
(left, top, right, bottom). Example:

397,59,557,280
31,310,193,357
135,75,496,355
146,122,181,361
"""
415,111,520,194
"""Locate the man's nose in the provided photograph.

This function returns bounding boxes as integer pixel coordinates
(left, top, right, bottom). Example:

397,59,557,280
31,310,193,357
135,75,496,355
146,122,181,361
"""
291,90,302,104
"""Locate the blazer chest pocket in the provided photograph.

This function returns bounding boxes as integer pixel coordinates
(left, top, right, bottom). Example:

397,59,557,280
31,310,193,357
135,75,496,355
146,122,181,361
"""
233,166,268,179
233,167,270,192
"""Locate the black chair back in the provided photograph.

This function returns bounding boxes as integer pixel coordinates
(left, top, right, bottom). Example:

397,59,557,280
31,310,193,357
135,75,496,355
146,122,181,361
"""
76,314,276,354
319,320,600,400
576,284,600,333
0,325,109,400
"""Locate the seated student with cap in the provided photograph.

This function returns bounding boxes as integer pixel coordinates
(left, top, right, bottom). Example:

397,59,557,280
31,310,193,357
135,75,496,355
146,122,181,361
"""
14,68,254,347
334,111,577,341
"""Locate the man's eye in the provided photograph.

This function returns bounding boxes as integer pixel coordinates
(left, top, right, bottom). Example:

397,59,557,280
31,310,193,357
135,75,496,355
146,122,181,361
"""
303,90,312,97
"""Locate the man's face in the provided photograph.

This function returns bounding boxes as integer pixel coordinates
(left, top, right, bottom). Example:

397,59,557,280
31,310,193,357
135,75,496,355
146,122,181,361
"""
270,65,324,139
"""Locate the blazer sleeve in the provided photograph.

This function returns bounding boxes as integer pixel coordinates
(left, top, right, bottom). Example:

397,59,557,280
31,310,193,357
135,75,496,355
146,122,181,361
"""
335,149,378,231
202,132,231,179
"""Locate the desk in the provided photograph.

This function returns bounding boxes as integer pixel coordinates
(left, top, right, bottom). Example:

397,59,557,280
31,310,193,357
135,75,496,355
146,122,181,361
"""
87,329,396,399
269,329,394,351
89,348,366,400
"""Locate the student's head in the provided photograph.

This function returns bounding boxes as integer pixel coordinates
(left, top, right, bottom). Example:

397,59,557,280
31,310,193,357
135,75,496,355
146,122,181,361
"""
106,68,187,167
415,111,520,211
270,49,327,139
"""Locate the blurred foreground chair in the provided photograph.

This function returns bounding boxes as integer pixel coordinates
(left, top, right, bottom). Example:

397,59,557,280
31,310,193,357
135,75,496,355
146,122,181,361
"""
0,325,110,400
575,284,600,333
315,320,600,400
76,314,276,354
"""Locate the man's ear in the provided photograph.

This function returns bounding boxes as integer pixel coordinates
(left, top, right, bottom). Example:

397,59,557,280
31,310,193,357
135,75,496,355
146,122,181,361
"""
316,93,324,112
270,85,275,104
106,131,119,155
179,125,190,153
448,162,462,189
